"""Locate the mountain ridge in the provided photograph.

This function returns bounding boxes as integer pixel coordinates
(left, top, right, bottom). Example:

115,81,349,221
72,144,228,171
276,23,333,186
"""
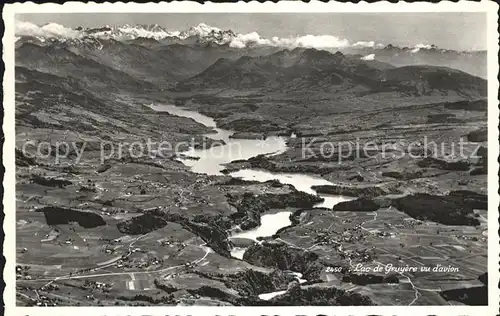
16,21,484,54
175,47,486,98
15,21,487,78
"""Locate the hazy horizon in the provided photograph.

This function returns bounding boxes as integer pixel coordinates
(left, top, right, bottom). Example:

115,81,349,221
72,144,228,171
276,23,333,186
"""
16,13,486,51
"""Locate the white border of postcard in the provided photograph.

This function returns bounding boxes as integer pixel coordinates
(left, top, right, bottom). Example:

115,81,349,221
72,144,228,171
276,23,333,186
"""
3,1,499,315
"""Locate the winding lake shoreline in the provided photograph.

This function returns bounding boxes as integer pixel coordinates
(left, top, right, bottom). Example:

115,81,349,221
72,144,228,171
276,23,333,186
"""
150,103,351,254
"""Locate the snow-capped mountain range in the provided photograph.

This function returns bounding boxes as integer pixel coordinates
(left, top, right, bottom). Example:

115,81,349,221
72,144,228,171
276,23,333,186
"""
14,20,487,78
15,20,480,53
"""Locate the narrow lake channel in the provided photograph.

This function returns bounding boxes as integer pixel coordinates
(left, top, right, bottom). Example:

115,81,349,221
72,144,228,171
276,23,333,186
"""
150,104,351,261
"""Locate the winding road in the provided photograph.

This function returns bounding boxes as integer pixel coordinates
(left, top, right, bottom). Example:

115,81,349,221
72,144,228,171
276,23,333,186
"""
19,235,212,284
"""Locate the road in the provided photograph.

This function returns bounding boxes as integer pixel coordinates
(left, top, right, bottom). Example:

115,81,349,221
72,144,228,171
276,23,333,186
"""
21,236,211,284
18,241,212,304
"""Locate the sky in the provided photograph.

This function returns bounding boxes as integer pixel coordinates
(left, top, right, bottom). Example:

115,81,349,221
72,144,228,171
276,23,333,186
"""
17,13,486,51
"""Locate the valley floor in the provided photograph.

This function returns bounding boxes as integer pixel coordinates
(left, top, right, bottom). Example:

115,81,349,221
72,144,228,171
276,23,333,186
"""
15,90,488,306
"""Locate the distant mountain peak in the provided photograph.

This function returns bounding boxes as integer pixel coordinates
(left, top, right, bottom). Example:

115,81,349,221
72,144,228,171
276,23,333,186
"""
178,23,236,45
380,42,462,54
333,51,344,58
179,23,221,37
299,47,334,57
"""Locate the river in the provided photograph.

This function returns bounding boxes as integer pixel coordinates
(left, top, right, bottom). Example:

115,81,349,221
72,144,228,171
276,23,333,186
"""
150,104,351,258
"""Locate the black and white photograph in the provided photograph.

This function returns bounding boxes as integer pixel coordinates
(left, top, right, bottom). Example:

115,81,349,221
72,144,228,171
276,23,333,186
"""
3,1,499,313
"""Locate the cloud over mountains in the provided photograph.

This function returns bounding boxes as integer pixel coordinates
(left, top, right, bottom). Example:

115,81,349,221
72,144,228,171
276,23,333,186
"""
16,21,81,39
